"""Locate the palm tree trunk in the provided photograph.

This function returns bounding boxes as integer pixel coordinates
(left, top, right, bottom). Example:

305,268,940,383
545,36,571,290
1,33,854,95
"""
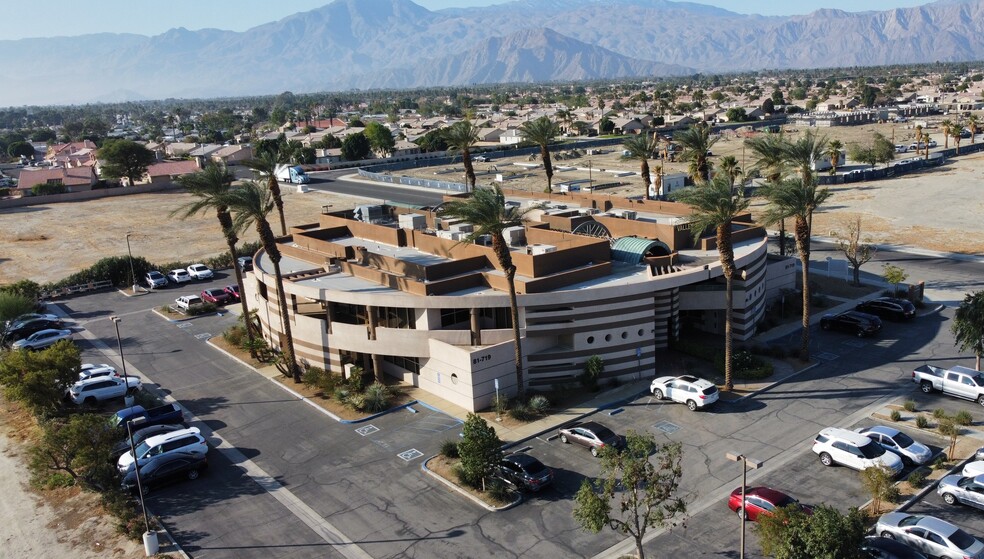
462,149,476,193
541,147,553,193
270,257,300,382
779,219,786,256
796,216,811,361
227,241,257,357
718,224,735,392
506,268,525,401
268,177,288,237
641,159,651,199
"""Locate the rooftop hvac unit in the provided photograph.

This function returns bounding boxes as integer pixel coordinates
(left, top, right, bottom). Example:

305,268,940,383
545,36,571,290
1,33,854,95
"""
450,222,474,233
325,264,342,274
528,244,557,255
353,204,385,223
579,208,600,216
398,213,426,231
622,210,637,220
437,230,465,241
503,226,526,246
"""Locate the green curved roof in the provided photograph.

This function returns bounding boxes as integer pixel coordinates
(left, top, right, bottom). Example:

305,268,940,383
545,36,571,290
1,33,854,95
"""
611,237,670,264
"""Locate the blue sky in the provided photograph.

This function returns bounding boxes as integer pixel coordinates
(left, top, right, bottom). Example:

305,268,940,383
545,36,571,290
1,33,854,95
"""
2,0,934,41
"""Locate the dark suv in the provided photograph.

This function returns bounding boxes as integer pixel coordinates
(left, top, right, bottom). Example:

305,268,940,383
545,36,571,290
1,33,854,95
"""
499,453,553,492
855,297,916,321
2,318,63,344
820,311,882,338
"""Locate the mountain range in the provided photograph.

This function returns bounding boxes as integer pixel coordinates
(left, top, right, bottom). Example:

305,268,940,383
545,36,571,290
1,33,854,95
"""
2,0,984,107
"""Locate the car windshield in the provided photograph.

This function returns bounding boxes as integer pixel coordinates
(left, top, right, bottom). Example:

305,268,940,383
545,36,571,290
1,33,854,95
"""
521,460,546,474
859,441,886,459
149,272,162,278
702,386,718,395
134,441,151,459
950,528,976,549
892,432,915,448
898,515,920,527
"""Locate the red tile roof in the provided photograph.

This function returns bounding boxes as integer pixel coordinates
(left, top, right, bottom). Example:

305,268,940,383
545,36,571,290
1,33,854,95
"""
145,160,200,178
16,166,96,190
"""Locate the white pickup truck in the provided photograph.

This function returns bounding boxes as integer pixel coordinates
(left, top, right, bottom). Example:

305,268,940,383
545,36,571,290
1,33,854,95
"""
912,364,984,405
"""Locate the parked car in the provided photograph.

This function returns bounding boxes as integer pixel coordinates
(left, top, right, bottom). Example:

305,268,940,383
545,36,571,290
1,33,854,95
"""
860,536,928,559
874,513,984,559
111,423,187,461
812,427,904,475
498,453,553,492
174,295,204,312
650,375,719,411
145,270,168,289
78,363,119,381
558,421,625,457
938,474,984,510
110,403,184,432
117,426,207,473
2,318,64,343
237,256,253,272
223,285,240,302
855,426,933,465
727,486,812,521
5,312,59,327
820,310,882,337
473,155,491,162
912,364,984,405
186,263,213,280
201,288,231,305
965,461,984,479
11,328,73,350
855,298,916,321
121,451,208,493
167,269,192,284
67,376,142,406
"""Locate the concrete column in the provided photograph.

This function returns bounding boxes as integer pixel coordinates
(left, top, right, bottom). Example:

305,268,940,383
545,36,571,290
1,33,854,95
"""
470,308,482,346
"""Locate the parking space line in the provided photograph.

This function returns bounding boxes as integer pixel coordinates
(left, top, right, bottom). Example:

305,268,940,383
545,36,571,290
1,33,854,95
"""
397,449,424,462
355,424,379,436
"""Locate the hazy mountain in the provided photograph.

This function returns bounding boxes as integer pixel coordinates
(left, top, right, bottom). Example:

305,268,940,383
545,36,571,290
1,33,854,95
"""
2,0,984,106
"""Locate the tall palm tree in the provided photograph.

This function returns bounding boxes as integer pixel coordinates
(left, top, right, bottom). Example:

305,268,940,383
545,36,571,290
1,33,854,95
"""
437,186,541,401
171,164,258,356
745,132,791,255
674,123,718,183
923,132,931,160
244,149,289,237
967,115,980,144
914,124,923,155
444,120,482,193
783,129,829,184
223,181,301,382
940,119,953,150
718,155,741,187
757,178,832,361
621,134,660,199
519,116,561,193
671,174,750,391
826,140,844,176
951,122,963,155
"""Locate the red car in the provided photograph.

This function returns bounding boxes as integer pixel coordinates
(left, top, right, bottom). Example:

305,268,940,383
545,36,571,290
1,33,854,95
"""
201,288,231,305
223,285,240,302
727,487,812,521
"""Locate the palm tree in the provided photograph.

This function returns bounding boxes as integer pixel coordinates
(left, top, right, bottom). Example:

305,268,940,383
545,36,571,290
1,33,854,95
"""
745,132,791,255
967,115,980,144
757,178,832,361
674,123,718,183
914,124,923,154
444,120,482,193
223,181,301,382
244,149,289,236
171,164,258,356
718,155,741,187
621,134,660,199
952,291,984,371
940,119,953,150
923,132,931,160
519,116,561,193
783,129,829,184
437,186,541,400
826,140,844,176
951,122,963,155
671,174,750,391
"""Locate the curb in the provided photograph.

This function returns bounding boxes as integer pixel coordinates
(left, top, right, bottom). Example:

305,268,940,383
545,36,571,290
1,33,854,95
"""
146,506,192,559
420,456,522,512
895,453,976,513
726,362,822,403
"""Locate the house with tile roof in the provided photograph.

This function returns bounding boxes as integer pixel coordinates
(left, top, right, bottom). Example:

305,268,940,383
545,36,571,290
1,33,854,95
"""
16,166,97,194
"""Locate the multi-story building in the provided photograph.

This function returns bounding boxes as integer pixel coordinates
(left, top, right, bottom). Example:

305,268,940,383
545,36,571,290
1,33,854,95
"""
244,188,777,412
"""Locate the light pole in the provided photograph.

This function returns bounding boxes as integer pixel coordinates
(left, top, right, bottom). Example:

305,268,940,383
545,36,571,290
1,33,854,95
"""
125,232,138,293
110,316,134,408
125,417,159,556
588,158,593,189
726,452,764,559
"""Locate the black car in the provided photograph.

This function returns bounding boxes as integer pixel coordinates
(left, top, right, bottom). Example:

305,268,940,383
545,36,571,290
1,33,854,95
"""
111,423,187,461
860,536,928,559
499,453,554,492
121,451,207,493
820,311,882,337
2,318,63,343
855,297,916,321
237,256,253,272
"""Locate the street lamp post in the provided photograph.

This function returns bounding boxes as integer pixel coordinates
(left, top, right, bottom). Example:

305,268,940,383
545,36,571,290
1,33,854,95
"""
125,232,138,293
125,417,159,556
588,159,593,189
110,316,134,408
726,452,764,559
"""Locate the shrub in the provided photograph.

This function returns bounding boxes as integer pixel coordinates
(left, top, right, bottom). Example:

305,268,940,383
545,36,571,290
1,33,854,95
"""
907,469,927,488
318,370,342,395
903,400,916,412
487,477,511,501
345,393,366,412
860,465,899,513
490,394,509,417
187,302,217,316
933,408,947,420
302,366,326,388
508,403,536,422
346,367,366,392
934,455,949,470
440,439,460,458
527,395,550,416
361,383,391,413
579,355,604,391
457,413,502,489
727,350,774,380
889,409,901,422
955,410,974,426
333,387,351,404
223,324,246,347
915,415,929,429
101,488,156,541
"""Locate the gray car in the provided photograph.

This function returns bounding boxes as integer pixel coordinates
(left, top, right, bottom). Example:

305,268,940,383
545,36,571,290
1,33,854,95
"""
875,512,984,559
11,328,72,350
856,426,933,465
938,474,984,510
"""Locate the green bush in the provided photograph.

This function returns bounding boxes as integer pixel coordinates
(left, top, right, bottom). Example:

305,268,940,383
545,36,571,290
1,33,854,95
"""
490,394,509,416
508,403,535,422
907,469,927,488
934,455,949,470
674,341,773,380
487,477,510,501
223,324,246,347
347,367,366,392
302,366,326,388
579,355,603,391
345,393,366,412
32,182,66,196
890,409,902,422
903,400,917,412
361,383,391,413
527,395,550,416
317,370,342,395
101,488,156,541
955,410,974,426
333,387,351,404
915,415,930,429
933,408,947,420
440,439,460,459
187,302,217,316
0,187,10,196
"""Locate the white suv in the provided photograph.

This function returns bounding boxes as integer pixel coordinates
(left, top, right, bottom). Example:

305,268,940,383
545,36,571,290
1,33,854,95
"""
174,295,204,311
649,375,719,411
812,427,903,476
68,376,142,406
118,427,207,473
186,264,213,280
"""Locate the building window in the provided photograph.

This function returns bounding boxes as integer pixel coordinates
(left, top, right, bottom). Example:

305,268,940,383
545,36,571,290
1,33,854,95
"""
332,302,367,325
479,307,512,329
383,355,420,374
378,307,415,329
441,308,471,328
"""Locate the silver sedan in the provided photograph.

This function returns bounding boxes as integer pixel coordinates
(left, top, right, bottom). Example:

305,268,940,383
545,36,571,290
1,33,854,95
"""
938,474,984,510
875,512,984,559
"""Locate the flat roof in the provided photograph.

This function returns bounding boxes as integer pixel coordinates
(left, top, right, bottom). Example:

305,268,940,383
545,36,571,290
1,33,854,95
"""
331,236,453,266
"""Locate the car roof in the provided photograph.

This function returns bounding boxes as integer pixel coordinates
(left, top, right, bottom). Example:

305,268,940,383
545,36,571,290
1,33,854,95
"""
504,453,543,467
864,425,901,438
578,421,612,433
142,427,202,447
915,515,958,535
73,375,121,387
745,487,793,503
170,268,188,273
29,328,67,337
819,427,873,446
204,288,224,294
